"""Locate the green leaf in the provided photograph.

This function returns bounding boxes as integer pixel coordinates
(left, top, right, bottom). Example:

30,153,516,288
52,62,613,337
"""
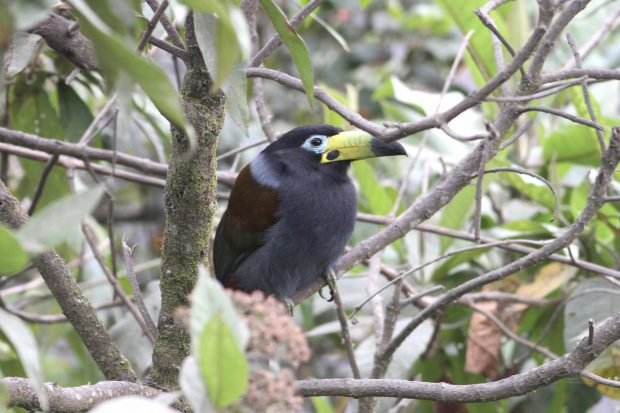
437,0,497,80
498,219,552,237
433,247,488,280
8,0,55,30
17,185,104,252
193,11,241,87
311,396,335,413
439,185,476,252
190,266,248,354
56,82,93,142
80,0,139,35
197,316,249,408
4,32,40,77
178,0,227,13
0,1,12,50
70,0,185,128
0,308,48,410
9,83,70,208
57,82,95,142
564,278,620,349
320,84,353,129
494,164,556,213
222,67,250,135
356,318,434,379
0,224,28,275
543,123,601,166
352,161,392,215
260,0,314,108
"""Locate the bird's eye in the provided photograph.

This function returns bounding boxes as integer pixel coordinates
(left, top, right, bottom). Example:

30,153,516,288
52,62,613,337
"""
301,135,327,154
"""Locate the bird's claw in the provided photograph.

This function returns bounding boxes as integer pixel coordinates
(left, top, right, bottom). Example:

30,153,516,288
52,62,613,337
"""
284,298,295,316
319,269,337,302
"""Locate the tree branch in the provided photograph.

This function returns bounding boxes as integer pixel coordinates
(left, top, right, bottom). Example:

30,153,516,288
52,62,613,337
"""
148,13,226,391
378,126,620,376
0,128,237,186
2,377,158,412
28,13,99,70
296,308,620,400
0,180,136,382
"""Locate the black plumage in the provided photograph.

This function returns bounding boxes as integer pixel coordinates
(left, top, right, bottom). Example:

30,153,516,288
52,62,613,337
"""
214,125,406,302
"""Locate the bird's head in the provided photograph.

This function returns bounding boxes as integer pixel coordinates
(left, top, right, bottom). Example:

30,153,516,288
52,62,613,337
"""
262,124,407,168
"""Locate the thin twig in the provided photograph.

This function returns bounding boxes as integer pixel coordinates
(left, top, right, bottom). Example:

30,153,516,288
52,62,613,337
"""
462,291,561,306
498,118,533,150
350,239,550,319
0,143,167,187
435,30,474,113
333,287,361,379
243,0,276,141
355,213,620,279
122,238,158,339
467,302,557,359
566,33,606,153
145,0,184,49
367,254,384,348
378,127,620,376
474,8,525,80
82,223,156,344
137,0,170,52
77,98,119,146
380,277,403,352
398,285,445,309
217,139,269,161
27,154,59,216
486,76,587,102
473,139,488,242
148,37,188,60
562,1,620,70
248,0,325,67
517,105,605,131
0,297,122,324
476,166,560,220
439,122,489,142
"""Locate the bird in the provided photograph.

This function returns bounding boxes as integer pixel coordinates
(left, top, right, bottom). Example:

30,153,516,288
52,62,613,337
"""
213,124,406,307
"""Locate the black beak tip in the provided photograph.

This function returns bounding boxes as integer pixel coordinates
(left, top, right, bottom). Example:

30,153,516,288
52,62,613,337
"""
371,138,407,157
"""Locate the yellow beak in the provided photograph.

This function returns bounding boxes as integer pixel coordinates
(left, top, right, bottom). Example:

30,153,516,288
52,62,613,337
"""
320,130,407,164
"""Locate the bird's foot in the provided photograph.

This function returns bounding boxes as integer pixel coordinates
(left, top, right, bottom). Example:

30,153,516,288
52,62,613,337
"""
284,298,295,316
319,269,337,302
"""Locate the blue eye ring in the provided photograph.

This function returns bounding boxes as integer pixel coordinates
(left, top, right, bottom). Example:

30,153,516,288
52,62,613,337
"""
302,135,328,154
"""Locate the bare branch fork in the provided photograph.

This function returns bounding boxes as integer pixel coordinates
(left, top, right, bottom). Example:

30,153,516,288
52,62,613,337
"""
296,308,620,400
371,126,620,379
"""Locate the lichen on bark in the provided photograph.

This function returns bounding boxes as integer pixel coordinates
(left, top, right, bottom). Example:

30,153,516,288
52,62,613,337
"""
148,14,226,390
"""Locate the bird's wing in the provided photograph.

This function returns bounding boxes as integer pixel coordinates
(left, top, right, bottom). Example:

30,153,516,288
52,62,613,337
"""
213,165,280,287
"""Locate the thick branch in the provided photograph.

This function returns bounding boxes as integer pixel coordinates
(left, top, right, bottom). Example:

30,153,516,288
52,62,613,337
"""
2,378,158,412
148,14,226,391
28,13,99,70
292,0,595,304
296,308,620,400
0,181,136,382
0,129,237,186
355,217,620,279
378,126,620,374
